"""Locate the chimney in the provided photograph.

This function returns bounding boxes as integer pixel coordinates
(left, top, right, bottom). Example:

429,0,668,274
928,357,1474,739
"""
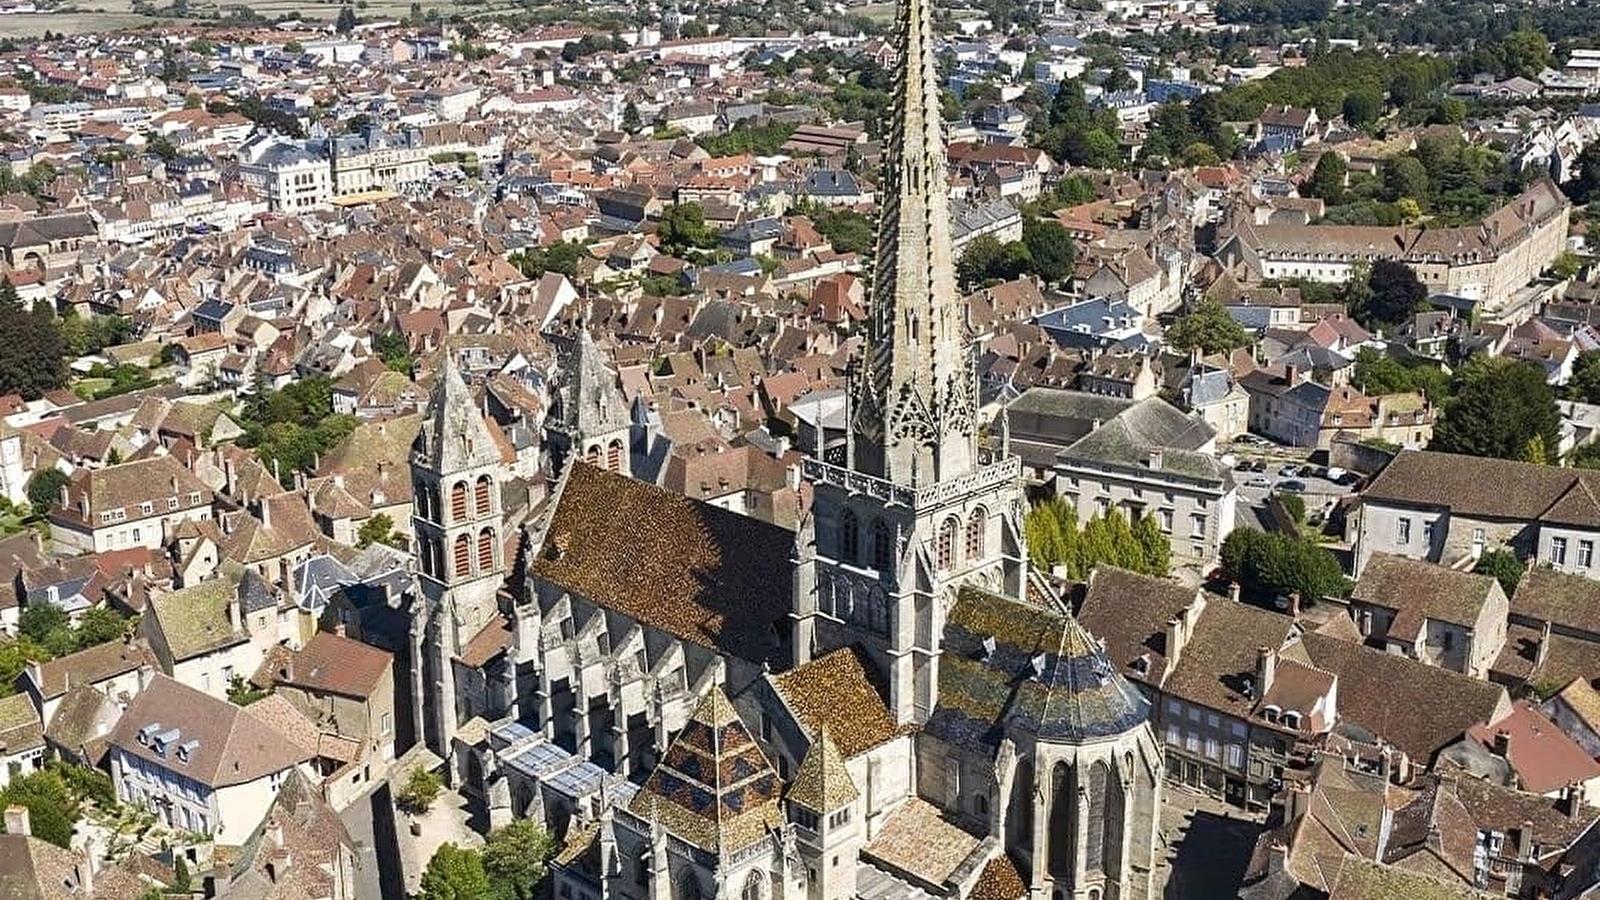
1288,592,1301,617
1284,364,1300,385
258,498,271,530
1267,842,1288,876
1561,782,1587,820
1256,646,1277,698
1147,449,1163,470
1229,581,1241,603
1491,729,1511,758
1536,620,1552,667
228,590,242,633
75,838,95,896
4,805,30,837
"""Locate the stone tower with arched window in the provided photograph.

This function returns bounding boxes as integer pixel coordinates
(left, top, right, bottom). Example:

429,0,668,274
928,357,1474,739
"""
790,0,1028,726
411,349,511,755
544,324,633,479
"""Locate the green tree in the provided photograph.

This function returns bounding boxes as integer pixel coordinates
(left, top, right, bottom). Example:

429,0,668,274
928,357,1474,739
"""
419,843,492,900
75,607,127,649
171,857,192,894
227,675,270,706
335,4,358,32
1431,357,1561,461
25,468,69,514
656,203,717,257
0,638,48,699
1473,548,1523,597
373,330,414,374
0,281,67,400
18,602,68,644
1021,217,1076,284
1165,299,1252,355
1571,351,1600,405
511,242,583,280
1305,151,1346,203
1023,502,1168,579
482,819,556,900
1380,155,1429,204
1565,143,1600,204
0,767,80,847
399,766,443,814
1354,260,1428,329
1341,86,1383,128
621,99,642,132
1500,28,1552,78
357,513,401,548
1219,528,1350,602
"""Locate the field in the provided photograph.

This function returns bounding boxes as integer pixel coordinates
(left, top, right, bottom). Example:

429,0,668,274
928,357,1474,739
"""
0,0,518,36
0,11,170,36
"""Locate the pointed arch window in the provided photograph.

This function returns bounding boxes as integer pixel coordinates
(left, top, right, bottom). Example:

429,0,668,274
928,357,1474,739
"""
450,481,468,523
871,519,894,573
838,509,860,564
966,507,987,561
478,528,496,572
741,871,764,900
474,475,493,517
938,517,959,571
453,534,472,579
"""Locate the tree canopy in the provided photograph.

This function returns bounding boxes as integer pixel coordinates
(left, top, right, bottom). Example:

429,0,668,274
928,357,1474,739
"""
1165,299,1252,355
1024,499,1171,580
0,281,67,400
1430,357,1561,462
1219,528,1350,603
418,843,492,900
482,820,556,900
1351,260,1428,330
656,203,718,257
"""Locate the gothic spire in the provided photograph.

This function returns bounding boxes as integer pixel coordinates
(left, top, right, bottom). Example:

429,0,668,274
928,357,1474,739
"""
852,0,977,486
416,348,505,474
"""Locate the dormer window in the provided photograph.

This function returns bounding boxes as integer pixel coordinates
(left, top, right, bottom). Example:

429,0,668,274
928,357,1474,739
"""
1262,704,1281,724
1282,711,1302,730
136,723,161,746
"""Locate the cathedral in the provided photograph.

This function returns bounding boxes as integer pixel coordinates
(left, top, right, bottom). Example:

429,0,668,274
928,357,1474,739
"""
405,0,1165,894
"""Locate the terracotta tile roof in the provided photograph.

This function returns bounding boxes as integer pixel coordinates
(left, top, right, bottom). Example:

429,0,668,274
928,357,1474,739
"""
459,616,513,668
863,798,981,889
533,463,793,665
1509,566,1600,633
1362,449,1600,527
1352,554,1499,628
106,675,314,789
1293,632,1510,761
1076,567,1202,686
272,631,392,700
1165,600,1296,718
30,641,151,701
1324,856,1483,900
0,692,43,756
1467,702,1600,795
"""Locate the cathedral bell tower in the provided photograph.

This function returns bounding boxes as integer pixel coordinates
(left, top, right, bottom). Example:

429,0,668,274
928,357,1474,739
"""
791,0,1029,725
410,349,510,755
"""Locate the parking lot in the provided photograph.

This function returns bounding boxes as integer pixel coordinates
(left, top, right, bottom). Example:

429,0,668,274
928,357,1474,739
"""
1224,435,1361,510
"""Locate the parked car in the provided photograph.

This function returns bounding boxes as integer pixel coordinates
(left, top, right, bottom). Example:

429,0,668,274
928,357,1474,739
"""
1245,475,1273,488
1234,434,1271,447
1279,479,1308,493
1250,460,1268,472
1278,463,1301,477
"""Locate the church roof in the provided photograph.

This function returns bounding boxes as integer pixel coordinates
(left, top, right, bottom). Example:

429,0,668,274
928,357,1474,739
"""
928,586,1150,750
785,725,858,812
628,687,784,854
547,326,630,437
413,351,508,473
770,646,901,757
532,462,794,666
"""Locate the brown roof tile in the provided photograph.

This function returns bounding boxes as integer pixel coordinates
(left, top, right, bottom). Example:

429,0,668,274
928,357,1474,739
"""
533,463,793,665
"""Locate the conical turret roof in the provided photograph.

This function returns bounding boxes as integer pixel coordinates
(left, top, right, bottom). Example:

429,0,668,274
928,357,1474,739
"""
786,724,859,812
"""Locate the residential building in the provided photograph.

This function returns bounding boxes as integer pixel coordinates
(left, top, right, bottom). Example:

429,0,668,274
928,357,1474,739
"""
107,674,316,838
48,456,215,554
1348,553,1510,678
1354,450,1600,578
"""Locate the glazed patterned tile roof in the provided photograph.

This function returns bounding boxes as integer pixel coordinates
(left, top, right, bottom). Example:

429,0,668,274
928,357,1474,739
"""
771,646,900,757
533,462,794,666
786,724,858,812
628,687,783,854
928,585,1150,751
